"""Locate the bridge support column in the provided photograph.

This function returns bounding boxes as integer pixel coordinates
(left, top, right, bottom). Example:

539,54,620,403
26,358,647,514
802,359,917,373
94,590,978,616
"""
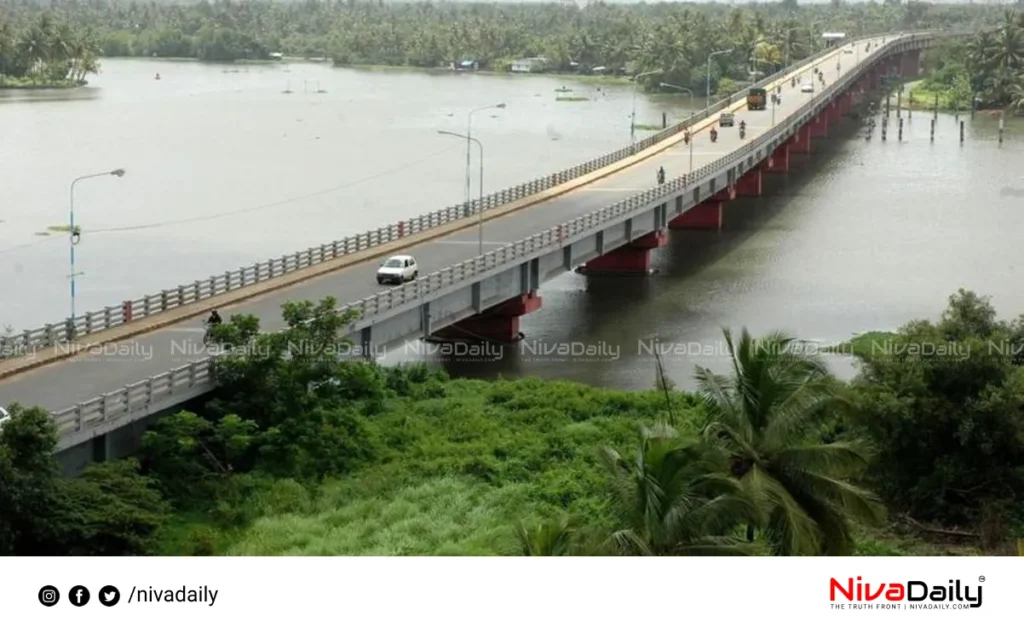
789,126,811,155
434,291,542,343
735,169,762,196
809,111,829,138
579,230,667,275
670,201,722,230
670,187,734,230
765,144,790,173
837,92,852,117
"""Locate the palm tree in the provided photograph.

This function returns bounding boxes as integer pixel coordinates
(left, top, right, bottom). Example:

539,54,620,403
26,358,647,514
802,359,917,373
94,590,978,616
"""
695,328,885,556
515,515,587,556
599,423,757,556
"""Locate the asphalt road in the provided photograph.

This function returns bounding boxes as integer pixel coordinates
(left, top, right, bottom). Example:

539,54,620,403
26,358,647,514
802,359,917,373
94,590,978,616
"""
0,37,889,413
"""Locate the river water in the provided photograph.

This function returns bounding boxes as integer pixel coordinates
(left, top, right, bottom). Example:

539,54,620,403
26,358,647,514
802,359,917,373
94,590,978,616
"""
3,59,1023,390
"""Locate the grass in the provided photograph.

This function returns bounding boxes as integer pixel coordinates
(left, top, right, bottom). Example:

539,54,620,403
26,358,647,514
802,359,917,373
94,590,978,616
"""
150,375,975,557
159,377,700,555
0,76,84,89
46,224,79,233
555,95,589,102
634,123,666,131
899,79,973,113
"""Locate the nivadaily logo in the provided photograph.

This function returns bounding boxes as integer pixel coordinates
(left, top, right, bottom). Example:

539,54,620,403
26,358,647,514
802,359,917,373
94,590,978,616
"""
829,576,984,610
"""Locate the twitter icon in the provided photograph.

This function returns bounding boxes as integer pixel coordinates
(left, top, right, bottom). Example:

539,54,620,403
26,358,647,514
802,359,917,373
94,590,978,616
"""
98,586,120,607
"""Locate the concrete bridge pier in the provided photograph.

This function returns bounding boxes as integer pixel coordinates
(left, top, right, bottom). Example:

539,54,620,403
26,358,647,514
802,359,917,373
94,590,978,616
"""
433,291,543,342
578,230,668,275
765,144,790,174
809,111,830,138
735,167,764,197
899,50,921,78
668,188,736,230
789,125,812,155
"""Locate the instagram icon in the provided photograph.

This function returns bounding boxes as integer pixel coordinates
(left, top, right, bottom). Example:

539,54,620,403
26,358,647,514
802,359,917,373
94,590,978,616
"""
38,586,60,607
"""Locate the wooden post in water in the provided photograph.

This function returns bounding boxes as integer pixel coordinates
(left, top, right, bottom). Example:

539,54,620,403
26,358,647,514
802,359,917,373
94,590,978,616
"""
930,118,935,142
898,117,903,141
959,120,965,144
662,112,667,129
999,114,1005,146
896,90,902,117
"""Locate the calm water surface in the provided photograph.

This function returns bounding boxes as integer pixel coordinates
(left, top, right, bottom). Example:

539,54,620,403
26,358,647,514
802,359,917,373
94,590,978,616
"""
1,58,697,325
4,59,1024,390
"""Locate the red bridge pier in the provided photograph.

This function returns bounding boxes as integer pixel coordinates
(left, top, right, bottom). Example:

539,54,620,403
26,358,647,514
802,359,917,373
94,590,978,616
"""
433,291,543,343
578,230,667,275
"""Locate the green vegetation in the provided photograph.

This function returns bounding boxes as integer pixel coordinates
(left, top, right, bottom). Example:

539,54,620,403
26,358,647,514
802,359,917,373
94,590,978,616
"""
0,14,100,88
0,1,1007,95
2,289,1022,556
915,11,1024,113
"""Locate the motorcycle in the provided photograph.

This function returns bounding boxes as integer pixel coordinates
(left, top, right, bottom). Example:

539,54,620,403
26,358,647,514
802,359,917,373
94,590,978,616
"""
656,169,666,185
739,128,746,140
710,129,718,143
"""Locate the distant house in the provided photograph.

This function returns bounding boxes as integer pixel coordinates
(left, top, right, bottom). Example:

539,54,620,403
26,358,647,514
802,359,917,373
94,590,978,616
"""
511,57,548,73
457,60,479,71
268,52,283,61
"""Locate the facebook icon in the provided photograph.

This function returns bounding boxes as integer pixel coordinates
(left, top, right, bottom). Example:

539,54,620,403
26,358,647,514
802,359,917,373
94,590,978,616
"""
69,586,91,607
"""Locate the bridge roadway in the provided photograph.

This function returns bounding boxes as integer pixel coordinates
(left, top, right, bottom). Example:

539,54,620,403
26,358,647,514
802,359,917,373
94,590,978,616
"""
0,36,888,415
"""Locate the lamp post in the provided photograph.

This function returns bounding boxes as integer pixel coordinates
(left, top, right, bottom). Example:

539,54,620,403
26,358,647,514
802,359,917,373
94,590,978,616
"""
438,130,486,255
706,49,733,110
465,103,506,228
630,69,663,146
659,82,696,172
68,169,126,323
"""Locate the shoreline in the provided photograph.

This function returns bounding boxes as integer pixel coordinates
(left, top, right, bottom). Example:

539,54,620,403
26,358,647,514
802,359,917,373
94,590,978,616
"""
0,79,87,90
98,54,635,86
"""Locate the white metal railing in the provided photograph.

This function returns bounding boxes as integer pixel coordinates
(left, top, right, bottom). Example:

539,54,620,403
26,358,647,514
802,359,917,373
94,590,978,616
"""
3,33,897,362
45,33,950,440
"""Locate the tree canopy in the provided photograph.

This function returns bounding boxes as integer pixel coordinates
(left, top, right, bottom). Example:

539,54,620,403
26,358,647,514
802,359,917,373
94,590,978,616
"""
2,289,1020,556
0,0,1008,93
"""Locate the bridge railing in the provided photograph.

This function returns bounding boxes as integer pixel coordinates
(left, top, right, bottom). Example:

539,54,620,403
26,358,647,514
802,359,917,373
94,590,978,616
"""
3,37,858,363
47,33,936,438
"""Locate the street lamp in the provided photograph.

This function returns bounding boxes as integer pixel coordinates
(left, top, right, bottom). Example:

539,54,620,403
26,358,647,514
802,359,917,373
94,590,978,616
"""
438,130,486,255
68,168,126,323
630,69,663,146
659,82,696,172
465,103,506,227
706,49,733,110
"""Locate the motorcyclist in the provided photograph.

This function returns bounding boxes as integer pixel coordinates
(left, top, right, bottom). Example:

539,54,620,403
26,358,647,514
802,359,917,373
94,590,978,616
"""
683,127,690,144
206,310,223,327
657,166,665,184
739,120,746,139
709,126,718,142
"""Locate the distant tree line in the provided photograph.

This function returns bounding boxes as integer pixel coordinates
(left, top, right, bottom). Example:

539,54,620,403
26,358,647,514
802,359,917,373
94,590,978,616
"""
0,13,102,86
921,10,1024,111
0,0,1009,94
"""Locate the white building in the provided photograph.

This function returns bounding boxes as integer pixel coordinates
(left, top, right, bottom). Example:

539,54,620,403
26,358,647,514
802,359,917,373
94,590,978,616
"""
511,57,548,73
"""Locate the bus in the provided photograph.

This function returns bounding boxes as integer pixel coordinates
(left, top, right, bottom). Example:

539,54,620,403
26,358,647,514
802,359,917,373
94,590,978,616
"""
746,87,767,111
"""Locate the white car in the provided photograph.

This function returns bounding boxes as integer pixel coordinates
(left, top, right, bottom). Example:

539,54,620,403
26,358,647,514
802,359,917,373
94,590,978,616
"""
0,406,10,427
800,84,814,93
376,254,418,285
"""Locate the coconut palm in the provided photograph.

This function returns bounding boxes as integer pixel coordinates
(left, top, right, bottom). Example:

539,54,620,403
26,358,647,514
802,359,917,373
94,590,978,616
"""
695,328,885,556
599,423,757,556
515,515,581,556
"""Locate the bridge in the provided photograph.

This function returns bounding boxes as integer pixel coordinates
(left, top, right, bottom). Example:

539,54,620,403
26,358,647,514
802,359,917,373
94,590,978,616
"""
0,33,942,473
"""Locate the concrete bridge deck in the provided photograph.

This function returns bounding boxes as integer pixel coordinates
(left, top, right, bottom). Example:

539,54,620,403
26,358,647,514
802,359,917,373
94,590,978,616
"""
0,35,907,432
